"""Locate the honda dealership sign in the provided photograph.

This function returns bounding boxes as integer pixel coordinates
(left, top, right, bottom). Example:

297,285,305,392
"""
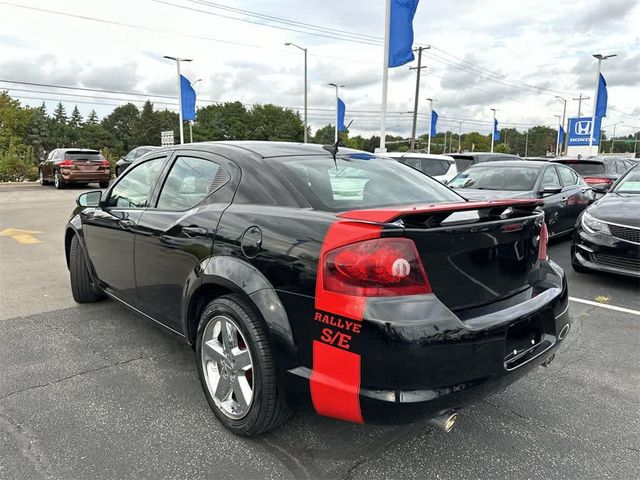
567,117,601,146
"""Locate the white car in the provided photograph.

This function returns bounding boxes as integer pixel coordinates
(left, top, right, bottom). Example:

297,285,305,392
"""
385,153,458,184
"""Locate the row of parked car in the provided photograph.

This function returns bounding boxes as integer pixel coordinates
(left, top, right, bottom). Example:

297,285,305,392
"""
390,151,639,279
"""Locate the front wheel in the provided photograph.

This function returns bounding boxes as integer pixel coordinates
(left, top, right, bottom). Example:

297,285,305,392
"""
196,294,290,436
69,235,103,303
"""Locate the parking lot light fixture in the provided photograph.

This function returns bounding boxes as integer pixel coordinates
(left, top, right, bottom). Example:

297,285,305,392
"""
588,53,616,154
163,55,193,145
285,42,308,143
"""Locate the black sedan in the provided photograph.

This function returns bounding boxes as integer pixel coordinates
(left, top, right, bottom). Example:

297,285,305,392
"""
552,156,636,193
571,164,640,278
115,145,160,176
448,161,594,237
65,142,569,436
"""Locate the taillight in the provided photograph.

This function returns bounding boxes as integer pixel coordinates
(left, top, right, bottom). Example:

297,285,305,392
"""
101,160,110,167
323,238,431,297
538,223,549,261
583,176,611,185
59,159,74,167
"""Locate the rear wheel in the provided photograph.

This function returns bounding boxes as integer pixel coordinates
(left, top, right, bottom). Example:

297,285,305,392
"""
69,235,103,303
54,172,64,189
196,294,290,436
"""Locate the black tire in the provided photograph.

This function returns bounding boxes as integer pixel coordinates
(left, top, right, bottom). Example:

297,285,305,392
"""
38,169,50,186
196,294,290,436
54,172,64,189
69,235,103,303
99,181,109,189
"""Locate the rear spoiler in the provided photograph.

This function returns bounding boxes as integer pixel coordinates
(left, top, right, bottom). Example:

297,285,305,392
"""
338,199,543,224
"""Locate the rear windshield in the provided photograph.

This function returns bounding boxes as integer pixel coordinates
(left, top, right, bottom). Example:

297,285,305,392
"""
272,155,462,211
400,157,451,176
614,169,640,194
64,150,103,161
448,166,539,191
558,161,605,176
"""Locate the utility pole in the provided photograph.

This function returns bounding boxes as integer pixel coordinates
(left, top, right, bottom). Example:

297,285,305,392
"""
328,83,344,143
409,46,429,151
443,131,448,154
457,121,464,153
589,53,616,155
525,130,529,157
490,108,497,153
285,42,308,143
163,55,192,144
427,98,436,154
611,121,623,153
572,93,590,117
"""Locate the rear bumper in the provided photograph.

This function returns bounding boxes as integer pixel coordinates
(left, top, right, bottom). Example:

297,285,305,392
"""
60,170,111,182
572,228,640,278
287,260,569,423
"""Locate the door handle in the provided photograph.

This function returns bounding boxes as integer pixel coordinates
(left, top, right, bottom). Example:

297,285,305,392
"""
118,219,135,229
182,226,209,237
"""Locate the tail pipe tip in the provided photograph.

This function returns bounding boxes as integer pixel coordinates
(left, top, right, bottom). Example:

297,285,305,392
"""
427,411,459,432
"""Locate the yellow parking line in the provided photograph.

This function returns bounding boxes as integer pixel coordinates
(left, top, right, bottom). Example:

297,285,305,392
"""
0,228,43,244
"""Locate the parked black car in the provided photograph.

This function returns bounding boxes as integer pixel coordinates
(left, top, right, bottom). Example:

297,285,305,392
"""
65,142,569,436
448,161,594,237
115,146,160,176
571,164,640,278
450,152,522,173
39,148,111,189
552,156,635,193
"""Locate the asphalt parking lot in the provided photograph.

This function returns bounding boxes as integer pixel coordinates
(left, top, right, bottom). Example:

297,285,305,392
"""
1,182,639,480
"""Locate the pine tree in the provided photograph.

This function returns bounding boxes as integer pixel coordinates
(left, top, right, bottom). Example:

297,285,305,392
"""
86,110,99,125
70,106,83,128
53,102,67,124
39,102,47,116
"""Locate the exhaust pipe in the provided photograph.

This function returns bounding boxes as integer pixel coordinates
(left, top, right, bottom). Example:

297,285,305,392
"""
427,411,459,432
558,323,570,340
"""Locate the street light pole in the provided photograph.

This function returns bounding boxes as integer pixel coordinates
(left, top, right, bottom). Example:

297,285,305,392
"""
589,53,616,155
525,130,529,157
555,96,567,155
285,42,308,143
163,55,193,145
427,98,435,154
490,108,497,153
555,115,562,156
409,46,428,151
188,78,202,143
328,83,344,143
611,121,623,153
457,121,463,153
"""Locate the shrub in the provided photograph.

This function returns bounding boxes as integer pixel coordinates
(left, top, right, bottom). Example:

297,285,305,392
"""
0,144,37,182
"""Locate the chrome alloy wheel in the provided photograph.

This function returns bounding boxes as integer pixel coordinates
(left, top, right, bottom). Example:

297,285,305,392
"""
201,315,254,419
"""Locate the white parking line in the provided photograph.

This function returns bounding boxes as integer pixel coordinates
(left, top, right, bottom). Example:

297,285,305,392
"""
569,297,640,316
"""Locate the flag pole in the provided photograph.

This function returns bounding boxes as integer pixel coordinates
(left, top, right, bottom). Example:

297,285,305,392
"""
163,55,192,145
588,58,602,156
427,98,433,154
379,0,391,152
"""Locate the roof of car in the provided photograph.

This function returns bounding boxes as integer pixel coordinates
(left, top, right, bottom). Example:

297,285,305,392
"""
383,152,455,161
465,160,549,168
178,141,371,159
451,152,521,159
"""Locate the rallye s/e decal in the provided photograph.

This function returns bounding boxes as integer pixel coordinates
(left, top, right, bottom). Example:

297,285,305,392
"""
310,220,383,424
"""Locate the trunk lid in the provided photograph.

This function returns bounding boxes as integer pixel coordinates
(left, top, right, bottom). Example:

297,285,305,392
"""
340,200,545,312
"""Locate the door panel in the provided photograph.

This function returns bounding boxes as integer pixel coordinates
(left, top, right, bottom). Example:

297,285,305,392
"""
539,166,564,235
134,153,237,331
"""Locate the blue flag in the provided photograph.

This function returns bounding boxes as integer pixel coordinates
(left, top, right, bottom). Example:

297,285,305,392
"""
388,0,420,68
595,73,607,118
430,110,438,136
559,125,565,145
180,74,196,121
337,97,347,132
493,118,500,141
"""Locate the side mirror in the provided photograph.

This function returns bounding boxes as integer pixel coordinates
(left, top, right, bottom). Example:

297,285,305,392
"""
77,190,102,207
590,183,610,193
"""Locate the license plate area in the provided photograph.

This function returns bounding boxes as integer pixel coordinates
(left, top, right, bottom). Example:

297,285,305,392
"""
504,309,555,370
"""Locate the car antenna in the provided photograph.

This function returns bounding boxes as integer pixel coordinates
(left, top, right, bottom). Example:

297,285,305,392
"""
323,120,354,169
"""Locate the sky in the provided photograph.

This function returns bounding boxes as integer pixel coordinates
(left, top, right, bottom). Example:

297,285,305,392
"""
0,0,639,138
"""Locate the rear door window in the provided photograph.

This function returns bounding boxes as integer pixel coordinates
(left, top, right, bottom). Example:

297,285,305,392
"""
558,166,578,186
64,150,104,162
156,156,228,211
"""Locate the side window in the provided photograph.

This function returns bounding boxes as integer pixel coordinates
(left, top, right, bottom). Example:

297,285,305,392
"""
558,167,577,186
107,157,165,208
541,166,561,188
156,156,227,211
615,160,627,174
400,158,422,171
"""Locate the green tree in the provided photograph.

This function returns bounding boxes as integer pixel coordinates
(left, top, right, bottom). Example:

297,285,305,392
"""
132,101,160,146
312,124,335,145
86,110,99,125
101,103,139,155
248,104,304,142
195,101,251,141
69,106,83,128
53,102,67,124
494,143,510,153
0,93,37,181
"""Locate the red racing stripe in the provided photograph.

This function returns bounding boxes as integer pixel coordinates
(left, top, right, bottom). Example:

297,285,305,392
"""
310,219,383,424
